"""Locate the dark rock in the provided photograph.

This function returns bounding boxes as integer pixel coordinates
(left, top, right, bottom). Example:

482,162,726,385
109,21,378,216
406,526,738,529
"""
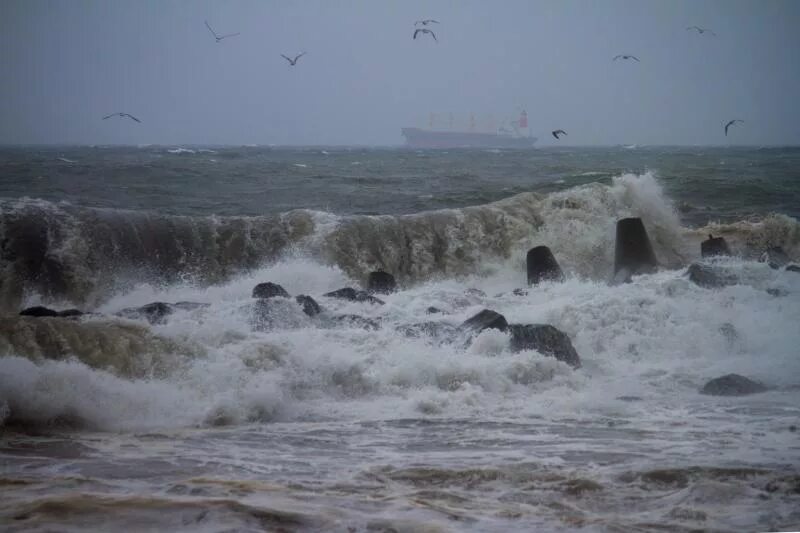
687,263,738,289
396,322,460,343
786,264,800,273
512,288,529,296
117,302,174,325
19,306,59,317
613,218,658,283
323,287,384,305
173,301,210,311
332,314,381,330
460,309,508,333
426,306,443,314
527,246,565,285
367,271,397,294
508,324,581,369
252,282,290,299
701,234,731,257
700,374,768,396
57,309,84,317
295,295,321,317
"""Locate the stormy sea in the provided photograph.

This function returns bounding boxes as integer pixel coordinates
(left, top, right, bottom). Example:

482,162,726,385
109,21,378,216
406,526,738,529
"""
1,145,799,532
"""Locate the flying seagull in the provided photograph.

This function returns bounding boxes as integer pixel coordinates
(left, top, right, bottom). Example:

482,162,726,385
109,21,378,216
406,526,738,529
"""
415,19,439,26
724,119,743,136
102,112,141,123
413,28,437,41
687,26,716,36
205,20,240,42
281,52,306,66
613,55,639,62
552,129,567,139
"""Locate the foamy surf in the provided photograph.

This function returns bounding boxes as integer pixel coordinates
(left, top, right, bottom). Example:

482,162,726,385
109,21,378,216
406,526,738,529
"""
1,166,798,532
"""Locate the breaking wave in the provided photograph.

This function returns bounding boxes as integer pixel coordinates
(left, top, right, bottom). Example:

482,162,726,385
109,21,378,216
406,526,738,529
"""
2,172,798,311
1,171,799,433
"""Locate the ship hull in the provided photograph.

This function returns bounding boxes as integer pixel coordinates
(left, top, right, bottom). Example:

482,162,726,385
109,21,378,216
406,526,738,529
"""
401,128,537,149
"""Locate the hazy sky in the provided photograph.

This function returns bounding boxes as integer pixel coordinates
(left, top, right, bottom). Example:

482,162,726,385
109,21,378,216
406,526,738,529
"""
1,0,798,146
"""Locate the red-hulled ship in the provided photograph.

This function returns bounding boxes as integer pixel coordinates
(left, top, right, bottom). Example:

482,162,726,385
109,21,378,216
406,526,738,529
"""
402,110,537,149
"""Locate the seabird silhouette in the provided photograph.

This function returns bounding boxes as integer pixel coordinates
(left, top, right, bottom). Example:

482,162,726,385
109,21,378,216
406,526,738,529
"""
102,113,141,123
552,129,567,139
281,52,306,66
613,55,639,62
687,26,716,36
415,19,439,26
724,119,743,136
413,28,437,41
205,20,240,42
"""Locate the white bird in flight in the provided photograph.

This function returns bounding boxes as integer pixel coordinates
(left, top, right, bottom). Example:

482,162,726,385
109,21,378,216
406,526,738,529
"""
102,112,141,123
415,19,439,26
613,54,639,62
205,20,240,42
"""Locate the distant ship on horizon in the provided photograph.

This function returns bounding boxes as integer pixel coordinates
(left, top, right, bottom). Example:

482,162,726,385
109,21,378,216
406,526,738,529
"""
402,110,537,149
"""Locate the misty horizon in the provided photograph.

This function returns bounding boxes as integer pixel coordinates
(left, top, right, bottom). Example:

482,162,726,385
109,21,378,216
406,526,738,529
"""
2,0,799,147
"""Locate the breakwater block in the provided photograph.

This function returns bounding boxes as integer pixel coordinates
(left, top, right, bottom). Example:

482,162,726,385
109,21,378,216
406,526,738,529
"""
613,218,658,282
526,246,565,286
367,271,397,294
252,282,290,299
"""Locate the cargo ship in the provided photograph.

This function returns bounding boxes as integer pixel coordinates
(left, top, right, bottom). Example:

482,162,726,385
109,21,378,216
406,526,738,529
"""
402,110,537,149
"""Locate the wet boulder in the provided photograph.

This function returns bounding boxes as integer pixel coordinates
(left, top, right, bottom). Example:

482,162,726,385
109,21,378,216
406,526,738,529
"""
117,302,174,325
687,263,738,289
786,264,800,273
19,306,59,317
367,271,397,295
508,324,581,369
323,287,384,305
252,282,290,299
460,309,508,333
760,247,790,269
295,295,321,317
527,246,565,285
700,234,731,258
426,306,444,314
57,309,85,318
512,288,529,296
700,374,768,396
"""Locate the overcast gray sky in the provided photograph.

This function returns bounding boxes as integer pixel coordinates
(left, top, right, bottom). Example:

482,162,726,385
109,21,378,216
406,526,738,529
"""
1,0,798,146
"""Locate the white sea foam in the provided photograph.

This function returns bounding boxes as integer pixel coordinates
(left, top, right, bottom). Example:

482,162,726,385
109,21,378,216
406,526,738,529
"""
1,172,798,434
2,250,798,433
